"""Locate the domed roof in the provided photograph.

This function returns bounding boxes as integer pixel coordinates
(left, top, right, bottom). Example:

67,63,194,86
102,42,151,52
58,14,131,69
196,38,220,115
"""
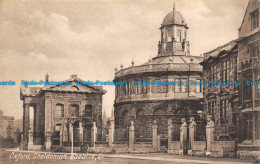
162,10,187,27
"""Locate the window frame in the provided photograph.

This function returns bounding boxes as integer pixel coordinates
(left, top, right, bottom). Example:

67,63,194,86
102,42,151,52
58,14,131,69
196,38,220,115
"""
251,9,259,30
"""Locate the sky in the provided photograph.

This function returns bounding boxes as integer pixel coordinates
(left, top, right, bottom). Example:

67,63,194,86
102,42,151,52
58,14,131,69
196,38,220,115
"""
0,0,248,119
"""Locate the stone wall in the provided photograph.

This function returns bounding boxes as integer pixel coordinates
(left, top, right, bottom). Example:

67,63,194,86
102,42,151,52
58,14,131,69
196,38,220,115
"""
114,100,203,141
210,141,236,158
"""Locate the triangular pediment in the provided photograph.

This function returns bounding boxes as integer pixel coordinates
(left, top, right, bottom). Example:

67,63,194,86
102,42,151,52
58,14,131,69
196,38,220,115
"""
41,75,106,94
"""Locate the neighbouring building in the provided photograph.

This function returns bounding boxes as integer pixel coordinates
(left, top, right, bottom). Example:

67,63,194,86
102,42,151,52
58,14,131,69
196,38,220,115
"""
0,110,15,147
113,5,204,148
201,0,260,159
237,0,260,158
200,40,240,142
20,74,106,150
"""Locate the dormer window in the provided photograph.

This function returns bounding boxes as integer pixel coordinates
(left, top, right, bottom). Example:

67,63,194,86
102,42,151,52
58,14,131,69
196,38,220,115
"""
251,9,259,30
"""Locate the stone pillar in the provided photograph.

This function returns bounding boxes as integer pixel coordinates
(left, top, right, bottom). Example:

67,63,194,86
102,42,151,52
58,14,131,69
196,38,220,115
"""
91,122,97,147
206,115,215,153
45,131,52,150
189,117,196,151
78,122,83,143
22,104,30,148
20,134,23,150
168,118,173,148
252,113,256,142
108,120,114,147
60,124,64,147
152,120,158,151
180,118,187,155
129,121,135,151
69,123,73,145
157,135,160,151
63,125,68,142
28,130,34,150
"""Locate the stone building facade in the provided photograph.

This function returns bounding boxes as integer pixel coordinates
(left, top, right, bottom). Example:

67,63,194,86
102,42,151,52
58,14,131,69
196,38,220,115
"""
20,74,106,150
0,110,15,147
201,0,260,159
200,40,239,141
237,0,260,157
114,6,204,146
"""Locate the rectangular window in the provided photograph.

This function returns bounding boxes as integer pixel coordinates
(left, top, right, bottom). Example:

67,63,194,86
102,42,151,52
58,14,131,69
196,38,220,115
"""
250,41,260,60
251,9,259,30
220,100,228,124
154,79,161,93
245,113,253,140
174,78,181,93
161,79,167,93
142,81,147,94
55,104,64,117
85,105,92,117
153,78,167,93
167,28,172,42
177,29,182,42
221,61,229,82
195,79,201,93
243,74,252,101
181,79,187,93
256,73,260,99
208,102,216,120
174,78,187,93
138,81,142,94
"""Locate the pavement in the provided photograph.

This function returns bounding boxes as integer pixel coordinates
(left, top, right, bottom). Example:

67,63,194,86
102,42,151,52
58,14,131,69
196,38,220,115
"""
0,148,258,164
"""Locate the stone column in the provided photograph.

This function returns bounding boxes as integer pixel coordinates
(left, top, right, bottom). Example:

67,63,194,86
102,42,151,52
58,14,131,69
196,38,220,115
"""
189,117,196,151
45,131,52,150
20,134,23,150
157,135,160,151
152,120,158,151
69,123,73,145
108,120,114,147
180,118,187,154
60,124,64,147
129,121,135,151
168,119,173,147
206,115,215,153
91,122,97,147
63,125,68,142
28,130,34,150
23,104,30,146
34,104,41,144
78,122,83,143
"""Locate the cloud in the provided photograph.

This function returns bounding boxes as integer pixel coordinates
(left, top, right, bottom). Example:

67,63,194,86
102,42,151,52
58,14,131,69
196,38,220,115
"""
0,0,247,119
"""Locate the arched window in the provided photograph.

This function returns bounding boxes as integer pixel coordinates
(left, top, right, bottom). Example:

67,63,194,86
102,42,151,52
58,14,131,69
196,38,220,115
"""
136,109,146,116
70,104,79,117
55,104,64,117
85,105,92,117
122,110,128,117
153,108,167,115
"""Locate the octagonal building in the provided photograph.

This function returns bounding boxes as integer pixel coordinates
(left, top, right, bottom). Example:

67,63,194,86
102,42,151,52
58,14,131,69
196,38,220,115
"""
113,7,204,144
